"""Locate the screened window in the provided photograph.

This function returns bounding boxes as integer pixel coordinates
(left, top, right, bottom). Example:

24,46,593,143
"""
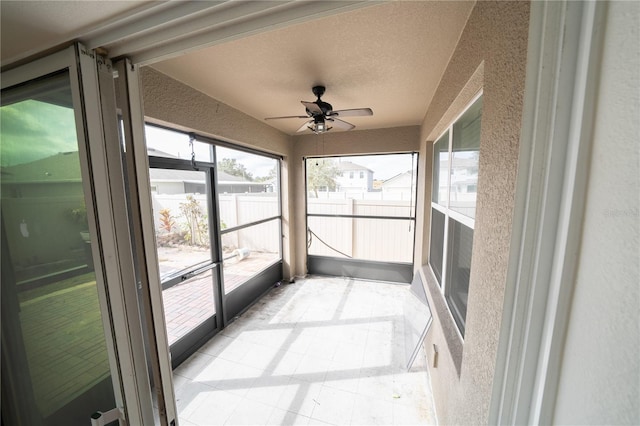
306,153,417,273
429,95,482,337
215,146,281,294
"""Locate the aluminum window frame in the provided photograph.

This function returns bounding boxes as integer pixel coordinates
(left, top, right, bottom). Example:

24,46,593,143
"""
144,122,285,274
305,152,419,282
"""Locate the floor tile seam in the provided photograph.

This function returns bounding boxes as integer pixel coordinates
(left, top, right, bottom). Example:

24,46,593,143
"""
308,385,358,426
178,386,226,424
224,396,277,425
173,373,219,392
234,392,299,417
272,408,313,424
318,381,359,397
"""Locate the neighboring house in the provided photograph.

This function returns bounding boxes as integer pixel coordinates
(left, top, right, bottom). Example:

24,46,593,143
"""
149,167,269,194
381,170,415,195
335,160,373,192
1,151,82,196
148,168,206,194
147,147,268,194
216,171,270,194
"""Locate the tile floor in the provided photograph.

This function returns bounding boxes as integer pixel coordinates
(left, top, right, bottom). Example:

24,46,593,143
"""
172,275,436,425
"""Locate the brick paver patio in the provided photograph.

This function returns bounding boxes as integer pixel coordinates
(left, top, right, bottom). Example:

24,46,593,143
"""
161,251,281,345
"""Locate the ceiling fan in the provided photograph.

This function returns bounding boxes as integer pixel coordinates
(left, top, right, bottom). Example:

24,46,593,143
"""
265,85,373,133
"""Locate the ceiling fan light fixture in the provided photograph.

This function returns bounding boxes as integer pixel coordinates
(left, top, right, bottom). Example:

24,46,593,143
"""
315,121,327,132
311,115,329,133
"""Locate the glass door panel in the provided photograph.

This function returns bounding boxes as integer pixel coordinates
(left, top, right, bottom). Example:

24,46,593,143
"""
162,268,217,345
1,71,116,425
150,168,212,279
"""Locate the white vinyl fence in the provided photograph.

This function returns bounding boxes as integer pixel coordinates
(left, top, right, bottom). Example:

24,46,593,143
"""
307,197,415,263
152,193,280,254
151,192,415,262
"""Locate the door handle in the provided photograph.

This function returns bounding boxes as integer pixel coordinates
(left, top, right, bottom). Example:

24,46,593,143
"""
91,407,123,426
180,262,217,281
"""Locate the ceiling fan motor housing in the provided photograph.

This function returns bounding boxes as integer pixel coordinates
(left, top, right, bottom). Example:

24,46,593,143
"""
307,86,332,115
312,85,326,98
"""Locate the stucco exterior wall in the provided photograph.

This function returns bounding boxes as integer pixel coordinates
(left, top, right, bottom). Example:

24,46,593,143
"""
418,2,530,424
140,67,297,279
553,2,640,423
292,126,421,276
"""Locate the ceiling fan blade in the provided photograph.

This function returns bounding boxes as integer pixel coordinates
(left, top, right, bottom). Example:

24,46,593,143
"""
301,101,323,115
296,120,313,133
328,117,355,131
330,108,373,117
265,115,309,120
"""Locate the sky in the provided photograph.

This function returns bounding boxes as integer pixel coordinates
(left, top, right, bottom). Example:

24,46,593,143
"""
146,125,277,178
1,100,78,167
1,106,416,182
146,125,418,181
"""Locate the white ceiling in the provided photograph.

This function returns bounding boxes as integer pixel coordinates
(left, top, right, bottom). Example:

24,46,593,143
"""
1,1,475,136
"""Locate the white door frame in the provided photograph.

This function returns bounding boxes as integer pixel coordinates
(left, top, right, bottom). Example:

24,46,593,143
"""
1,44,156,425
114,58,178,426
489,1,608,424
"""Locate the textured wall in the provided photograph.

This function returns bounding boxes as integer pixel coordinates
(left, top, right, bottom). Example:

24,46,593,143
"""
141,67,291,154
140,67,297,279
553,2,640,423
291,126,421,276
419,2,530,424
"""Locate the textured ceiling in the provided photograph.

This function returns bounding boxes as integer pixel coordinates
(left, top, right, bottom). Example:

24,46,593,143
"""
1,1,475,136
152,1,474,135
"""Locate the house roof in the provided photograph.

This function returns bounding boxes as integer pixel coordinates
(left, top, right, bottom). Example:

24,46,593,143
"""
149,168,253,184
336,161,372,173
382,170,414,186
1,151,81,183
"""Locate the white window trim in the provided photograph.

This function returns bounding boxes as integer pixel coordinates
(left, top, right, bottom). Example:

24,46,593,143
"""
489,1,607,424
429,92,482,338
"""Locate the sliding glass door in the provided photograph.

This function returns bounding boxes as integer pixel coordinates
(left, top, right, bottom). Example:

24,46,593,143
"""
1,46,156,425
1,65,118,426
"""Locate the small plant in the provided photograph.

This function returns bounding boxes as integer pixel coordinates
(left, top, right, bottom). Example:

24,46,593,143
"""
158,208,175,233
67,202,88,228
179,195,208,246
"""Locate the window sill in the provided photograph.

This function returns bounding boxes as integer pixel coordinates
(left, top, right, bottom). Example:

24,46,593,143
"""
419,265,464,376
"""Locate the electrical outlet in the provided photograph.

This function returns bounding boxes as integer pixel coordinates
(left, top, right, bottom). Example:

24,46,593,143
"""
433,344,439,368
